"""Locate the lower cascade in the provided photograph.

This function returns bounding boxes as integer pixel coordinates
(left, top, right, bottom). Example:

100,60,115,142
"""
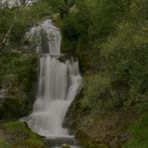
22,19,82,146
25,56,81,137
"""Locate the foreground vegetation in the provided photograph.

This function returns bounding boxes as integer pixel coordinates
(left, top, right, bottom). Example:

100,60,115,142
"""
0,121,46,148
0,0,148,147
61,0,148,147
0,52,37,119
0,51,40,147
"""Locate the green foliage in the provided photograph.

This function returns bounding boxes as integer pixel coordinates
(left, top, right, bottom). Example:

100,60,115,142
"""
61,0,148,110
59,0,148,73
0,0,147,147
81,74,109,111
101,21,148,108
61,144,71,148
0,0,52,49
0,52,37,92
44,0,64,12
0,52,37,119
0,138,10,148
14,1,51,46
0,8,14,42
63,1,148,147
79,74,123,116
122,113,148,148
61,0,124,70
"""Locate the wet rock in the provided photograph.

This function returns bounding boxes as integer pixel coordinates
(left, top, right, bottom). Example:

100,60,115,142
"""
110,137,118,148
61,144,71,148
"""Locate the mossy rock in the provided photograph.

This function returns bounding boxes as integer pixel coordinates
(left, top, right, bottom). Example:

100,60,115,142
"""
76,130,108,148
61,144,71,148
0,138,10,148
1,121,46,148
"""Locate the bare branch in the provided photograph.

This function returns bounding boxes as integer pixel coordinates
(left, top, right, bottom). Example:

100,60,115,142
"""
0,0,30,49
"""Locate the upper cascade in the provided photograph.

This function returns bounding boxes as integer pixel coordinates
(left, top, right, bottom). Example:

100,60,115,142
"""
26,19,61,55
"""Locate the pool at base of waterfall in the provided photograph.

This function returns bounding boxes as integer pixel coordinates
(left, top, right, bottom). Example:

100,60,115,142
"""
45,136,80,148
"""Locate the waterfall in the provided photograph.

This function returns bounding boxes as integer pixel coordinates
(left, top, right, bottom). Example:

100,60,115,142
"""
23,19,82,138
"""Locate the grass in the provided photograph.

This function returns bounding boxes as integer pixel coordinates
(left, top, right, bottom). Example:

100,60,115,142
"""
122,112,148,148
0,138,10,148
0,121,46,148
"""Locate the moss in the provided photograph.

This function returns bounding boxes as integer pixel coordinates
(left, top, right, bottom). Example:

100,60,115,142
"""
0,138,10,148
63,89,84,132
76,130,108,148
61,144,71,148
1,121,46,148
122,112,148,148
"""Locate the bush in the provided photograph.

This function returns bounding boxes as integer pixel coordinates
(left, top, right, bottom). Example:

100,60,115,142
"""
101,21,148,109
122,113,148,148
80,74,122,116
0,52,37,119
0,138,10,148
0,0,52,49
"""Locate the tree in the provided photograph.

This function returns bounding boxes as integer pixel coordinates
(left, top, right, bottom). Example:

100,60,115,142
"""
60,0,75,18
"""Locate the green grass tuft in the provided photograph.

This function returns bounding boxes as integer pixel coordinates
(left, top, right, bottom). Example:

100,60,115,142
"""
2,121,46,148
122,113,148,148
0,138,10,148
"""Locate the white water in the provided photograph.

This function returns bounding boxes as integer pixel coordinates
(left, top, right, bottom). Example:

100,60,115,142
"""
23,19,82,138
0,0,36,8
26,19,61,54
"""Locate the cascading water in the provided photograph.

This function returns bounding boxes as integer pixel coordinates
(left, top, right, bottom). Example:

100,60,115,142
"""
23,19,82,145
25,19,61,54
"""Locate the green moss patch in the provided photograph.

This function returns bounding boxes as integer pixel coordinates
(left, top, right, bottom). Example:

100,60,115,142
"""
0,121,46,148
0,138,10,148
122,113,148,148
